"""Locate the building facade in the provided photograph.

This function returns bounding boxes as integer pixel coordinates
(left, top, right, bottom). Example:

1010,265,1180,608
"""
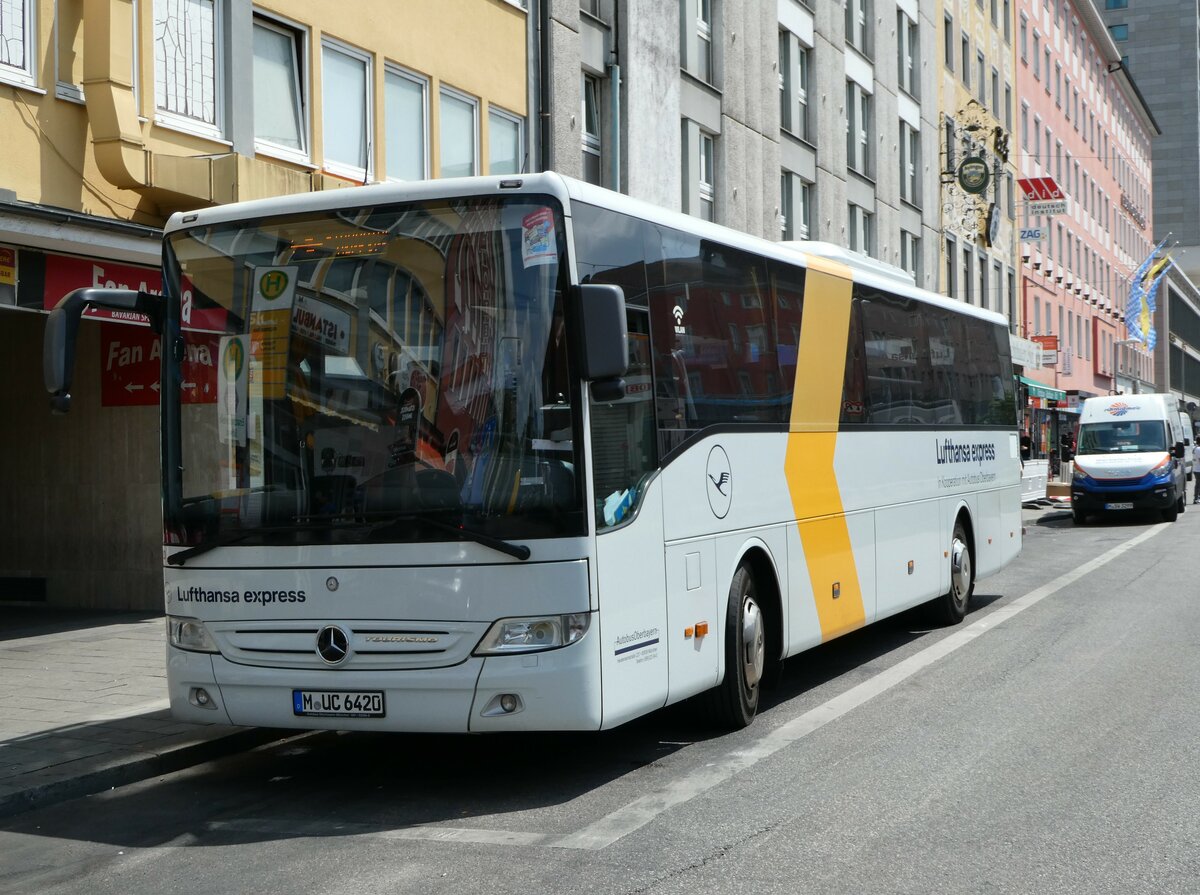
1098,0,1200,413
540,0,944,289
936,0,1021,330
0,0,529,609
1013,0,1157,466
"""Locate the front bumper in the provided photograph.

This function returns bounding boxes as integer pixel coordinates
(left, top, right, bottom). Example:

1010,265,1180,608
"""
1070,481,1178,512
167,628,604,733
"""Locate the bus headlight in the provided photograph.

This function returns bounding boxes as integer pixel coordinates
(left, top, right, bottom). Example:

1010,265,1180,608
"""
474,613,591,655
167,616,219,653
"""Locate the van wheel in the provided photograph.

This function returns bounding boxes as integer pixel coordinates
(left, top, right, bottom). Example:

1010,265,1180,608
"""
1163,502,1179,523
704,564,764,730
928,520,973,625
1072,506,1087,525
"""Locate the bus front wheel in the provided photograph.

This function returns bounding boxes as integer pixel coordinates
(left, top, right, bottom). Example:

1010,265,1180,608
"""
705,564,765,729
928,520,974,626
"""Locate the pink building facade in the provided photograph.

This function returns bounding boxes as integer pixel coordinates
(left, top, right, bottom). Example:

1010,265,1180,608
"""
1014,0,1157,465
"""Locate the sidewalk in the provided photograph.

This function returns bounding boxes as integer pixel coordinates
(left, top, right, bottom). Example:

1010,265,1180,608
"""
0,609,280,818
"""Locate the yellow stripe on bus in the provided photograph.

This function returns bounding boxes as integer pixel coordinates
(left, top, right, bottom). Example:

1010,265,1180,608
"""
784,257,865,641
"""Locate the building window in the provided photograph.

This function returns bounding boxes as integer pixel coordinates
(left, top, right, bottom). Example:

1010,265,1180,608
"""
901,230,920,281
384,66,428,181
846,0,869,56
944,14,954,72
848,203,873,256
897,12,919,99
963,245,973,304
846,80,872,177
439,86,478,178
978,52,987,103
1003,0,1011,43
780,32,812,141
945,235,957,297
682,119,715,220
155,0,220,138
1032,32,1040,78
696,0,713,82
899,120,920,206
1004,83,1012,130
582,74,602,184
1109,24,1128,41
1019,14,1027,60
488,106,523,175
962,34,970,88
0,0,36,88
322,40,372,180
253,17,307,160
1105,0,1128,7
780,171,812,240
699,131,715,220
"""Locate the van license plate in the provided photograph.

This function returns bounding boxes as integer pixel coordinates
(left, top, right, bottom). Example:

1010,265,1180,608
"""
292,690,385,718
1104,502,1133,510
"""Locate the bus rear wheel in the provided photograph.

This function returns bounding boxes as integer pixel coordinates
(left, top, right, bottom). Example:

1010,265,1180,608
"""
704,564,765,730
928,520,973,626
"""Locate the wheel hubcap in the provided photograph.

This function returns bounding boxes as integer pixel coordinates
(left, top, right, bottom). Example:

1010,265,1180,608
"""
741,596,765,689
950,537,971,606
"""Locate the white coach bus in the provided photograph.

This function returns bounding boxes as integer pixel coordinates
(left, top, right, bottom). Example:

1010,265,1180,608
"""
44,173,1022,732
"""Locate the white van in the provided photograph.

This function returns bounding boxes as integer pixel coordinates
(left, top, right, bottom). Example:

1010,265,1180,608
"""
1071,394,1188,524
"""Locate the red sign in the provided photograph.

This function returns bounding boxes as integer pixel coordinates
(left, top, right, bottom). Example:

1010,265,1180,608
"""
1030,334,1059,351
100,323,219,407
1018,177,1065,201
43,253,227,332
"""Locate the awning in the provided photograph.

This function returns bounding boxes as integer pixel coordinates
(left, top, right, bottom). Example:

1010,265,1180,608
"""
1018,375,1066,401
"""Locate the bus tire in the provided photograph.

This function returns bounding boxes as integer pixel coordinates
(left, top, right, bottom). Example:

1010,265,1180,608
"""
928,519,973,626
704,564,765,729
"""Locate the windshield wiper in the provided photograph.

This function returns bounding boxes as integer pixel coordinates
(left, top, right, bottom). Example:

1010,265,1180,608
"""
166,518,354,566
364,513,531,561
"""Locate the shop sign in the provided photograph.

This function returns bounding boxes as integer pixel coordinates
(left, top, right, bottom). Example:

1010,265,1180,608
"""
1028,200,1068,216
1031,334,1058,367
957,157,990,194
99,323,218,407
43,253,226,332
1018,177,1064,201
0,246,15,286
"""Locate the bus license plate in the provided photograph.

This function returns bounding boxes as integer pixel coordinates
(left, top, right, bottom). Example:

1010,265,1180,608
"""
1104,502,1134,510
292,690,385,718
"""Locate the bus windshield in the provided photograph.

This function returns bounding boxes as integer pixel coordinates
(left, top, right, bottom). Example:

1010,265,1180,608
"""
1077,420,1167,454
163,195,584,550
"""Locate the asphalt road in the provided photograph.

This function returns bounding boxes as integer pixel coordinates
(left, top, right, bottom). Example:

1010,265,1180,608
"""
2,504,1198,895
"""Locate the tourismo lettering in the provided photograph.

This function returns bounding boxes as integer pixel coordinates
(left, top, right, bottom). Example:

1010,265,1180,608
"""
934,438,997,466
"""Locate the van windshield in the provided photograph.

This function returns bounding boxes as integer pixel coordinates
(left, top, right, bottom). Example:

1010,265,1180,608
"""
1077,421,1167,454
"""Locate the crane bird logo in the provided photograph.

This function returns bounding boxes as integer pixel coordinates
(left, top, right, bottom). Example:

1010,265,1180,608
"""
705,445,732,518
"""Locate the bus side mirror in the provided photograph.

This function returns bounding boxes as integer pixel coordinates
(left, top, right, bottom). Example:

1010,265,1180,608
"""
44,287,163,414
576,283,628,394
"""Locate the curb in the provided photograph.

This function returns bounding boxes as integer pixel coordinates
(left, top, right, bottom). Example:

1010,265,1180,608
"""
0,728,288,820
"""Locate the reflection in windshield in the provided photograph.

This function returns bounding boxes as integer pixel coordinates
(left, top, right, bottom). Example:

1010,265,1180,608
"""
164,196,583,548
1077,420,1167,455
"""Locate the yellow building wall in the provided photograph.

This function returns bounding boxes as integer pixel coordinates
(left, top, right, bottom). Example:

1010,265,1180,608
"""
0,0,527,224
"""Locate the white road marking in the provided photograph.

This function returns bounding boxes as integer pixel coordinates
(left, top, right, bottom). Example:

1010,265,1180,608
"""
552,522,1166,849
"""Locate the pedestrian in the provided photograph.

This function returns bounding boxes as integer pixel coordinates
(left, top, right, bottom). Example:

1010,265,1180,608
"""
1193,437,1200,503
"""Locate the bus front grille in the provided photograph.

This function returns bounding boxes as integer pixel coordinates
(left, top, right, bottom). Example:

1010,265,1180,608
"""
207,620,487,670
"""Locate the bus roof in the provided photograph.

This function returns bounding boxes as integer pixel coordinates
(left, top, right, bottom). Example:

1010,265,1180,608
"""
164,171,1008,330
